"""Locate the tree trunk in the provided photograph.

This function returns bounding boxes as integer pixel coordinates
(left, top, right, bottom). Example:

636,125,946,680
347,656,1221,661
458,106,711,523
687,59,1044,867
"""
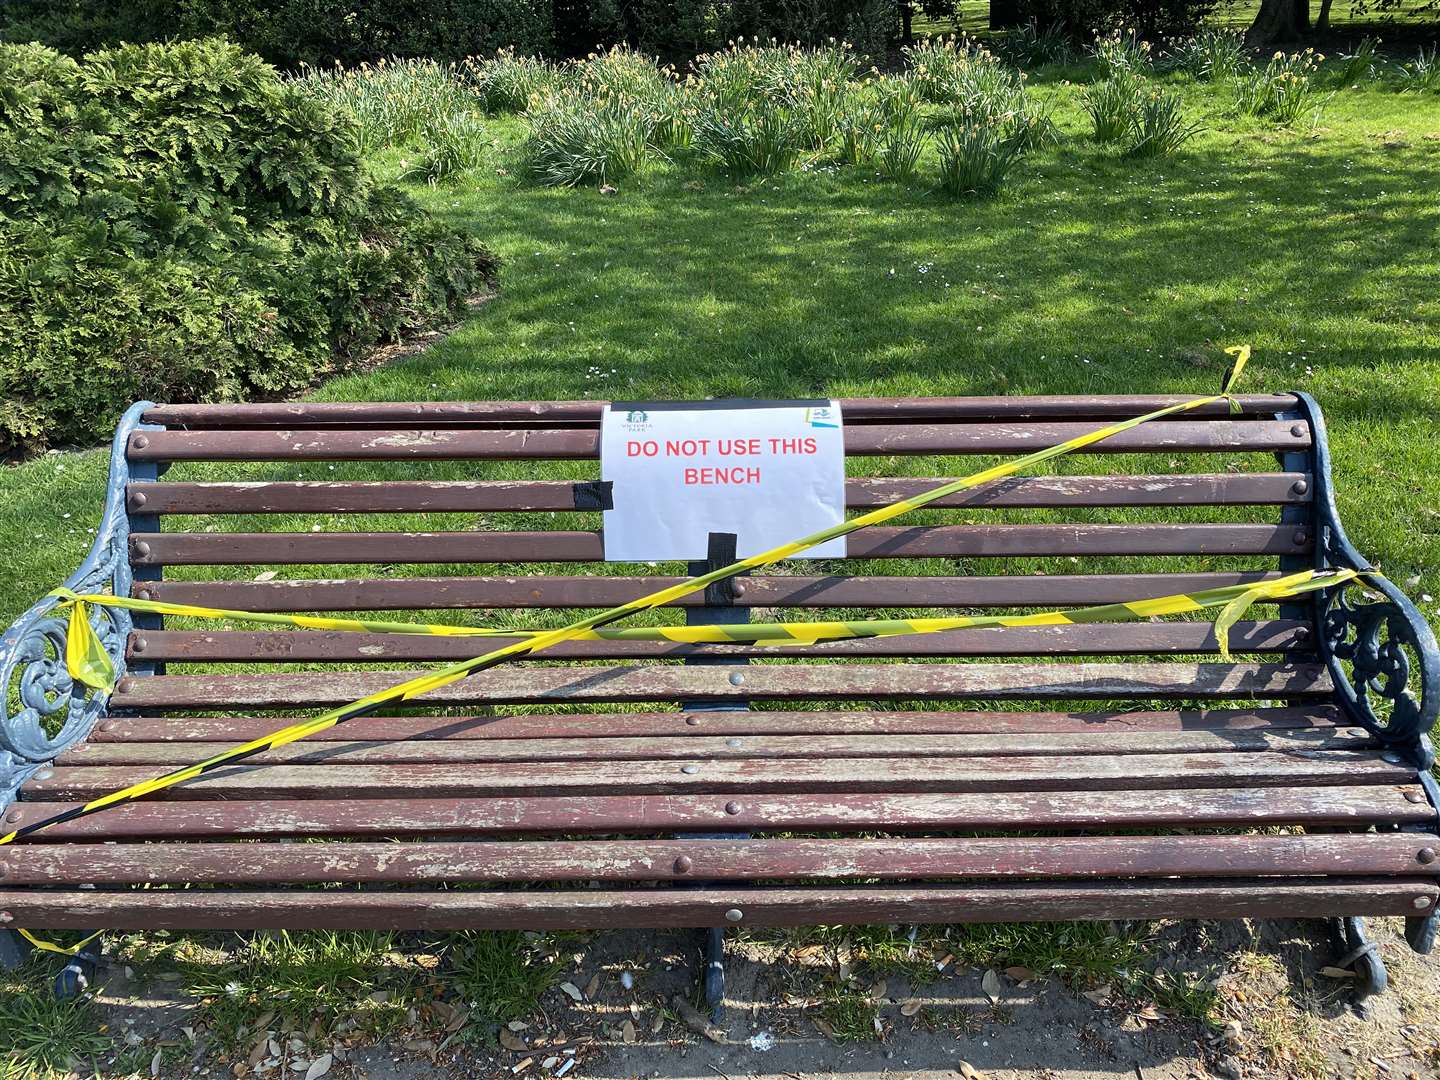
1246,0,1311,46
901,2,914,44
1316,0,1334,32
989,0,1025,31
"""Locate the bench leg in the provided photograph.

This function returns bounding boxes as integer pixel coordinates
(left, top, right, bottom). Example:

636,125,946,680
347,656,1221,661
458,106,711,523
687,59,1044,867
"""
1327,916,1388,1001
0,929,32,971
53,935,104,1000
702,926,727,1017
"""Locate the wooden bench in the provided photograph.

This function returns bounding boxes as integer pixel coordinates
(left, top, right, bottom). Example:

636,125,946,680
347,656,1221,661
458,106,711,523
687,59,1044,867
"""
2,392,1437,1001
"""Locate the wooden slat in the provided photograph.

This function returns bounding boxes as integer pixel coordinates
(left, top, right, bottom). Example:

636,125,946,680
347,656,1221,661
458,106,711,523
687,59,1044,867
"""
141,395,1303,428
129,524,1309,566
127,473,1313,515
86,706,1348,743
2,834,1430,887
0,879,1427,931
22,750,1409,801
56,728,1371,767
108,661,1334,709
126,421,1311,462
9,785,1425,841
136,572,1293,612
125,620,1313,664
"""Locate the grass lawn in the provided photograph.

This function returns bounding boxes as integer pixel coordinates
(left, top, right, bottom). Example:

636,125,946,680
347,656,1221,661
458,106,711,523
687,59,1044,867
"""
0,51,1439,1079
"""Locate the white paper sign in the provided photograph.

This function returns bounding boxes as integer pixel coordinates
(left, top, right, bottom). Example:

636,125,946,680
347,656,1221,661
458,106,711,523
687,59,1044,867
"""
601,401,845,561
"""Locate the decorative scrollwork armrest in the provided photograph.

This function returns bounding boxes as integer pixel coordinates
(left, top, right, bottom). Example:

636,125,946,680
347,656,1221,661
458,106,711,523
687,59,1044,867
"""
0,401,158,806
1319,573,1440,752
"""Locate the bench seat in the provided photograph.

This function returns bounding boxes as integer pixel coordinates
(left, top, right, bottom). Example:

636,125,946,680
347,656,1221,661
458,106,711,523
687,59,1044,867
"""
1,393,1436,981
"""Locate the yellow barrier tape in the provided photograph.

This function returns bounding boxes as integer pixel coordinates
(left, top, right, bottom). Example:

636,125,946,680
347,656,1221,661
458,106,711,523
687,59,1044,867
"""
17,928,104,958
53,567,1357,660
4,350,1266,850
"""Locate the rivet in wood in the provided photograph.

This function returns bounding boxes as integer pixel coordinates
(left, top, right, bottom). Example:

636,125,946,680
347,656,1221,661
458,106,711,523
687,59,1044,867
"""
1292,529,1307,545
685,716,701,726
0,912,12,924
1291,479,1309,495
1382,752,1403,764
133,540,152,558
731,580,747,597
118,678,136,694
728,672,745,687
1290,424,1305,438
5,809,21,824
1405,790,1426,803
99,721,116,733
724,801,741,815
32,769,53,781
1415,896,1432,909
673,856,693,874
724,908,743,923
1293,626,1309,641
725,738,742,749
135,588,153,601
132,434,149,450
132,637,148,653
1418,848,1437,865
681,764,700,775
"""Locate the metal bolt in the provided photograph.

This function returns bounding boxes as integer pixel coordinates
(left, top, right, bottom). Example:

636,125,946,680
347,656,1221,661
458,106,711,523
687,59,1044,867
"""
1416,896,1432,909
118,678,136,695
5,810,21,824
133,540,151,558
681,764,700,775
724,908,743,923
1293,626,1310,641
136,588,153,601
99,721,116,734
1419,848,1437,865
1382,752,1403,764
673,856,693,875
1290,424,1305,438
728,672,745,687
132,637,148,653
130,491,148,508
724,801,742,816
725,738,742,750
731,580,747,597
132,434,149,450
1293,529,1308,546
1405,790,1426,803
33,769,53,781
1291,479,1309,495
685,716,701,727
0,912,12,924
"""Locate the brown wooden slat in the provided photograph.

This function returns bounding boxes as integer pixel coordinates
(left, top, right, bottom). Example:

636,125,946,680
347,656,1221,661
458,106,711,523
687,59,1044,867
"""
126,421,1311,463
129,524,1309,566
9,785,1424,841
87,706,1347,743
127,473,1313,515
3,834,1430,887
141,395,1302,428
22,750,1409,801
108,661,1334,709
56,727,1370,767
136,572,1293,612
0,879,1427,931
126,620,1313,664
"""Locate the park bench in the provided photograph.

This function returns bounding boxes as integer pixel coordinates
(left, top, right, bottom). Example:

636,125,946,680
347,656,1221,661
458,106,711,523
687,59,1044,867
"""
1,391,1437,1004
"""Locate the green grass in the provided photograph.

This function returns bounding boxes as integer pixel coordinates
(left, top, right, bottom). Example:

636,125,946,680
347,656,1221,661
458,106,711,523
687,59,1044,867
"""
0,961,110,1078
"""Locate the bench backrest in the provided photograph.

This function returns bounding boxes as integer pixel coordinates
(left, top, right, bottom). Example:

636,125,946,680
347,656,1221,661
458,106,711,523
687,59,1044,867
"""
114,394,1330,714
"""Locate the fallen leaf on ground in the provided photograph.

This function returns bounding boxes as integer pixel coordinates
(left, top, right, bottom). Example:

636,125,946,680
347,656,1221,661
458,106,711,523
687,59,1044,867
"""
1082,984,1113,1005
583,973,601,1000
1320,966,1358,979
304,1054,332,1080
1004,966,1035,983
959,1061,989,1080
868,979,887,1001
150,1050,163,1078
981,969,1003,1004
812,1018,838,1041
670,995,725,1044
621,1020,636,1044
507,1020,529,1032
559,982,584,1002
899,1000,922,1017
500,1029,528,1052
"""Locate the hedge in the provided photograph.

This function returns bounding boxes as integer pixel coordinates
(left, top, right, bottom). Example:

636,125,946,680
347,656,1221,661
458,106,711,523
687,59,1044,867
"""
0,39,498,449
